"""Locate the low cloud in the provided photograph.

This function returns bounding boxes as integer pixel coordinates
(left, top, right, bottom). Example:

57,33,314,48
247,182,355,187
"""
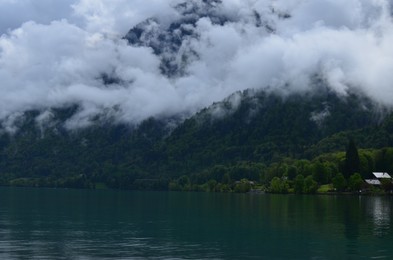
1,0,393,129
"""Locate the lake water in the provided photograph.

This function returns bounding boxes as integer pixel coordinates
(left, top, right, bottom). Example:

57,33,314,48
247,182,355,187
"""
0,187,392,259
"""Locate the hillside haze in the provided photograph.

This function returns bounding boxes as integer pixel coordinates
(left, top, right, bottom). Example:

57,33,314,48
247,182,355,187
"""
1,0,393,189
1,88,392,189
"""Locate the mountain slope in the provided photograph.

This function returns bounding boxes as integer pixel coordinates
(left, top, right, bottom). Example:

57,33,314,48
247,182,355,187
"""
160,90,389,175
0,89,391,189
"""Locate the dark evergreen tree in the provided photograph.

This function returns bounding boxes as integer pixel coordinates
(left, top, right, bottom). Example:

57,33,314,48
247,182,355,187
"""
294,174,305,194
344,138,360,179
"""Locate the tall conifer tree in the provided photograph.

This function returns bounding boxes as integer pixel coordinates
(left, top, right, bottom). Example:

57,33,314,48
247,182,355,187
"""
344,138,360,178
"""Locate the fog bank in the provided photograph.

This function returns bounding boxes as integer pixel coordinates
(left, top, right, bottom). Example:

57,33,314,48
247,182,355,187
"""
1,0,393,128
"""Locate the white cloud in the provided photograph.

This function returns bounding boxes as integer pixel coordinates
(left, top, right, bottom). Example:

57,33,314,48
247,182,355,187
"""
0,0,393,129
71,0,181,35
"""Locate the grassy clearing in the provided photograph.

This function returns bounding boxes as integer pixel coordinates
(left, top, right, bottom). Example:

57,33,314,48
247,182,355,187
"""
318,184,333,193
95,183,108,190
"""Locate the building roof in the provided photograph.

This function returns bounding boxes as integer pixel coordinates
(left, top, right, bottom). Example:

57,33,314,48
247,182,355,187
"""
365,179,381,185
372,172,392,179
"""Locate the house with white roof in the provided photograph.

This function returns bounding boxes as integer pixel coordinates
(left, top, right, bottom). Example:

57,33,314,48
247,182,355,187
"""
372,172,391,179
365,172,392,186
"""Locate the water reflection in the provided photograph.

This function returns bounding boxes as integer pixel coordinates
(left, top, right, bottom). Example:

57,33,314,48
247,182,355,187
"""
366,196,392,237
339,196,361,258
0,188,392,259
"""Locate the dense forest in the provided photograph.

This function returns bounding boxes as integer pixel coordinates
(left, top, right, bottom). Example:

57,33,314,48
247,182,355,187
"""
1,89,393,193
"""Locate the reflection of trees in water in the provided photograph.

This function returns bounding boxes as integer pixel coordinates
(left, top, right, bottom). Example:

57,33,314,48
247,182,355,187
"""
337,196,393,240
342,197,361,241
340,196,393,256
342,196,361,256
366,197,392,237
254,195,393,258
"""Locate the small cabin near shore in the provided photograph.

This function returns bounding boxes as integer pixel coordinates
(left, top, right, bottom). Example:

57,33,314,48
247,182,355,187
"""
365,172,392,186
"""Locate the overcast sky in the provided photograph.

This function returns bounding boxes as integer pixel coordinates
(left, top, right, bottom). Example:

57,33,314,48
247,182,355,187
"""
1,0,393,130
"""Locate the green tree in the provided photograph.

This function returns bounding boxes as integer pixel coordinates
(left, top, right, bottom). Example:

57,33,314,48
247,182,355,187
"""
269,177,288,193
333,173,347,192
380,178,393,192
323,161,336,183
216,183,231,192
374,148,393,174
358,151,374,178
168,181,181,191
234,179,252,193
269,177,281,193
207,179,218,192
177,175,191,190
265,163,287,183
222,172,231,184
344,138,360,179
304,175,318,194
348,173,364,192
287,166,298,180
294,174,305,194
312,161,327,184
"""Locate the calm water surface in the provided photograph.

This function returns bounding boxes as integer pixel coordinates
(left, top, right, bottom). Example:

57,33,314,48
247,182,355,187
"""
0,187,392,259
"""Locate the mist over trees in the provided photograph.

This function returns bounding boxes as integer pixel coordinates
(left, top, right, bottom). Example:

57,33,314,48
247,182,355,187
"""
1,1,393,193
0,90,393,193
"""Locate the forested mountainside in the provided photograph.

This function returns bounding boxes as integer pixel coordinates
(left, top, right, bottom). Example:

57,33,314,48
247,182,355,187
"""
1,0,393,191
1,89,392,190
